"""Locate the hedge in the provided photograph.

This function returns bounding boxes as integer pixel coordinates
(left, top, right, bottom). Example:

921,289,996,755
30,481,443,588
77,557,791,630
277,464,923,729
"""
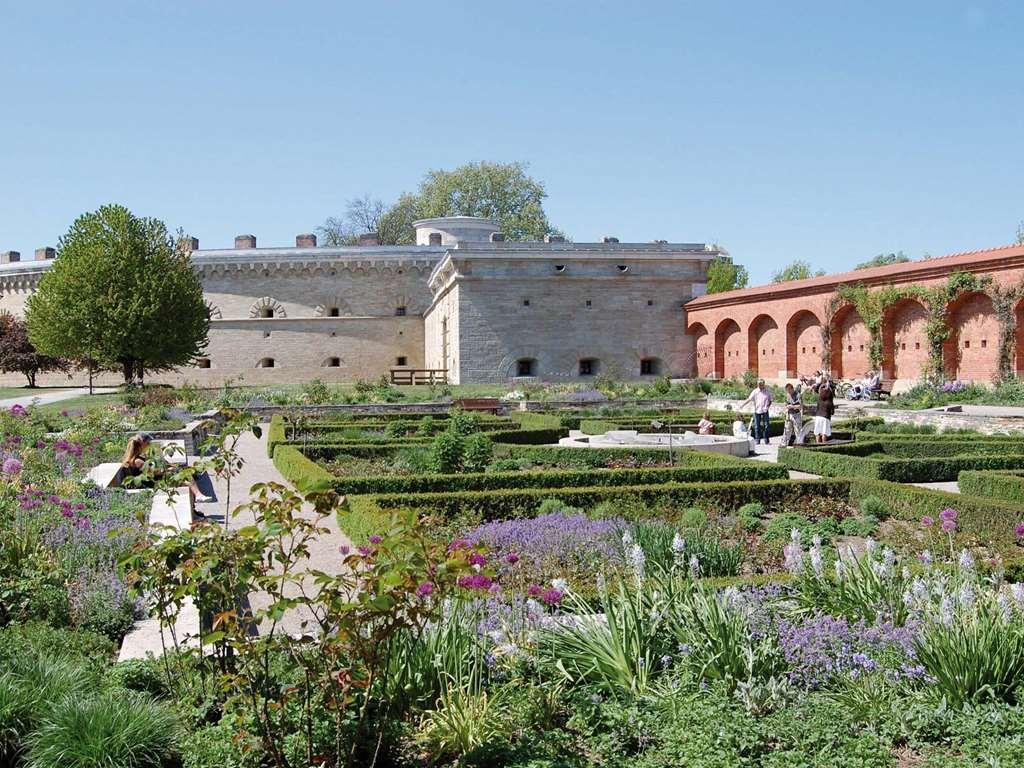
347,478,850,523
957,470,1024,506
779,442,1024,483
324,458,788,496
847,477,1024,551
272,446,336,493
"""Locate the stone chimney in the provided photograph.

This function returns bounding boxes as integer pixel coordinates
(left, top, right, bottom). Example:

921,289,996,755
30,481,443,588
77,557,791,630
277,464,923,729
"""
603,236,619,244
235,234,257,249
1,251,20,264
296,233,317,248
490,232,506,242
35,247,56,261
428,233,443,246
545,234,565,244
357,232,380,246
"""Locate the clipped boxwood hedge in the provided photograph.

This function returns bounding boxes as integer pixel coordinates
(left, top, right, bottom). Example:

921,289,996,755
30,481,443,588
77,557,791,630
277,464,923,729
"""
325,457,788,496
347,477,850,523
957,470,1024,505
272,446,335,492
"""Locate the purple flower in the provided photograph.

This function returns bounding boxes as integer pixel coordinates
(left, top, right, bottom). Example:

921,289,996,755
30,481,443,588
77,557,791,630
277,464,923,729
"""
457,573,494,591
368,535,383,545
2,457,23,476
939,508,958,523
941,519,957,533
416,581,434,597
1015,523,1024,540
468,552,487,567
448,538,471,552
920,516,934,527
357,546,372,556
505,553,520,565
9,404,27,416
541,588,563,605
339,545,350,555
527,584,542,597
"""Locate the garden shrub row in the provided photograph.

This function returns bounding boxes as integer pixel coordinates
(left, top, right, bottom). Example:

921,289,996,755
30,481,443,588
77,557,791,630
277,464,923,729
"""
779,441,1024,482
323,456,788,496
851,433,1024,457
272,446,335,492
346,477,850,524
957,470,1024,505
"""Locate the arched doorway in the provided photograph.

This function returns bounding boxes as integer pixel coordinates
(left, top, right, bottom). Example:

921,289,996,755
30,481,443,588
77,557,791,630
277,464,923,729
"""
748,314,783,379
687,322,712,378
944,291,998,381
882,298,929,381
829,305,871,379
714,318,744,379
786,310,822,378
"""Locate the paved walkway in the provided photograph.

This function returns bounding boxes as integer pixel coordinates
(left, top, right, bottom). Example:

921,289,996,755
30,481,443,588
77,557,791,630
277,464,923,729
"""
201,428,352,637
0,386,117,409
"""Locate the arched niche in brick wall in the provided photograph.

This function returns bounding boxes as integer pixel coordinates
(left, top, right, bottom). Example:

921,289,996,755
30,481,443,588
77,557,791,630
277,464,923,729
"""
882,298,928,380
785,310,822,379
714,318,743,380
686,322,712,378
944,291,998,381
249,297,286,319
1015,298,1024,376
829,304,870,379
747,314,782,379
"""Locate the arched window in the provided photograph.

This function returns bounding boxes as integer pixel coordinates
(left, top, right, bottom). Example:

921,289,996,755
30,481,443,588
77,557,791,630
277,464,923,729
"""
257,358,275,369
328,307,340,317
516,358,536,377
578,358,599,376
640,358,662,376
260,307,275,318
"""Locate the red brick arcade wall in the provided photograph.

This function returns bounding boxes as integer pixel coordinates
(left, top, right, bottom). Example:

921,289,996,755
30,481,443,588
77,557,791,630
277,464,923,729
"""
684,245,1024,386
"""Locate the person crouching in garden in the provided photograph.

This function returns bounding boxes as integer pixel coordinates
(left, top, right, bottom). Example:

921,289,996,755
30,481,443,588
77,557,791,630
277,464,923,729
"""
740,379,772,445
121,433,213,515
697,411,716,435
811,375,836,444
781,382,804,446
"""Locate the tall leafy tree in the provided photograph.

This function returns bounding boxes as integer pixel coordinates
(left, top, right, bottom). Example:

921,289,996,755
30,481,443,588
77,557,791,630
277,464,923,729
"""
1016,220,1024,245
705,256,749,294
26,205,209,383
855,251,911,270
0,313,69,387
771,260,826,283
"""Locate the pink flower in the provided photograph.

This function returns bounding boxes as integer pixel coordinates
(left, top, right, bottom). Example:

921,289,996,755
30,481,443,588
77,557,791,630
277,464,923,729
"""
416,581,434,597
505,553,520,565
921,516,934,527
368,535,383,545
941,519,957,533
59,410,69,417
357,546,373,556
2,457,23,476
541,588,563,605
527,584,542,597
939,508,958,523
9,404,27,417
1015,523,1024,540
448,538,471,552
468,552,487,567
457,574,493,591
338,545,350,555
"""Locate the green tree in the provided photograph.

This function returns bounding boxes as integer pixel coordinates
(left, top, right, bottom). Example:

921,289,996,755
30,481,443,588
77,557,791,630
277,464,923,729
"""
705,257,749,294
771,260,826,283
26,205,210,384
1016,220,1024,245
0,312,69,387
855,251,911,270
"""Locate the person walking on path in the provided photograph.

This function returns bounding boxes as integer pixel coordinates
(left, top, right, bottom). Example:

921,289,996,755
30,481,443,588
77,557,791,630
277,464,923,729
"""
812,375,836,443
782,382,804,446
740,379,773,445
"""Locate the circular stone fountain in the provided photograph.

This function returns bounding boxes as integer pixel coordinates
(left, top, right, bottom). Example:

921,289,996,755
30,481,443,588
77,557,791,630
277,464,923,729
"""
558,429,752,457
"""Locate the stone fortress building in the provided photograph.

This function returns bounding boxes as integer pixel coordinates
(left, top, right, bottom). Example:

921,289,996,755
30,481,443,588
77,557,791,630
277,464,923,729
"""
0,217,722,386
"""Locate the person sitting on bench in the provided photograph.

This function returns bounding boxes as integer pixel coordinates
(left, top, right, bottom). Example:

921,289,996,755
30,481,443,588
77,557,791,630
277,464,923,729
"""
121,433,213,511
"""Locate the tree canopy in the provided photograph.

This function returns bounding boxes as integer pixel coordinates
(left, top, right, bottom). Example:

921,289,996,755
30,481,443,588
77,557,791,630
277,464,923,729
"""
0,313,69,387
771,260,826,283
26,204,210,383
1016,220,1024,245
855,251,911,270
705,257,749,294
319,161,559,244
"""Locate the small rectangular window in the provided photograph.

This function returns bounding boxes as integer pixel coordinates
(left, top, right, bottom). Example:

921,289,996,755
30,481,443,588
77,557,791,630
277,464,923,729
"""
915,342,920,350
801,347,806,354
901,343,906,351
395,306,407,316
396,356,407,366
981,339,987,348
585,300,592,308
196,358,211,369
859,344,864,351
522,299,530,307
848,345,853,352
964,340,970,349
647,299,654,306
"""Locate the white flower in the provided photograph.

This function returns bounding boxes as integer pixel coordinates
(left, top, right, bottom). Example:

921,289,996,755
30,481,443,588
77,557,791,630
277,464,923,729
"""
783,542,804,575
790,528,802,545
865,538,877,554
672,533,686,555
958,549,975,573
596,572,607,594
688,554,701,577
621,529,634,548
626,543,646,583
920,550,933,568
958,583,976,609
552,578,568,592
997,592,1013,620
809,544,824,577
1011,583,1024,605
939,595,955,627
834,559,846,581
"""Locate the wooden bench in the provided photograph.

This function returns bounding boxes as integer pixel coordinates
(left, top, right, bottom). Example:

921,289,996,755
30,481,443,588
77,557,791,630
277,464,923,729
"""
875,379,894,400
454,397,503,414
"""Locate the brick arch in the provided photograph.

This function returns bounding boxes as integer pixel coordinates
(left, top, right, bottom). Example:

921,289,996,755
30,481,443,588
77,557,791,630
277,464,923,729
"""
747,314,782,379
714,318,743,379
829,304,870,379
882,297,928,380
1016,298,1024,376
249,296,286,319
314,296,353,317
687,321,712,378
785,309,822,379
944,291,998,381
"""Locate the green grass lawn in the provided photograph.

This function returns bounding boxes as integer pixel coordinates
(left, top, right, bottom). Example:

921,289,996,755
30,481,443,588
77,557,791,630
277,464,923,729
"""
0,386,75,400
33,393,123,415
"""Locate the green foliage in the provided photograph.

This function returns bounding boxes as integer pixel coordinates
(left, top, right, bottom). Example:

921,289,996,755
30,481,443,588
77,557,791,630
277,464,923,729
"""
705,256,749,294
858,494,890,521
461,433,494,474
384,419,411,439
958,470,1024,505
854,251,911,270
678,507,708,530
26,205,209,382
841,515,880,537
447,409,481,437
25,690,179,768
631,520,743,577
771,260,825,283
271,446,335,493
741,369,758,389
764,513,837,546
300,378,331,405
431,430,465,474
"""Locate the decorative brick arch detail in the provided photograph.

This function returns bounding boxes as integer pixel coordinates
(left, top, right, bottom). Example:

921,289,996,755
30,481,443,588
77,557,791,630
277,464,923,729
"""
249,297,286,319
944,291,998,381
785,309,822,379
747,314,781,379
882,297,928,380
714,318,743,380
314,296,352,317
391,292,421,315
829,304,869,379
206,302,223,320
687,322,711,378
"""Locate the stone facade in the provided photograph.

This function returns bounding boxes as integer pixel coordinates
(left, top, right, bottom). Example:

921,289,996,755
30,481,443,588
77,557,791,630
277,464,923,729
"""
684,244,1024,387
0,217,719,386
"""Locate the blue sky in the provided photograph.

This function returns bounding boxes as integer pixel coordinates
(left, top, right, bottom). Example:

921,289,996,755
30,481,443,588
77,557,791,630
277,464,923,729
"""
2,1,1021,285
